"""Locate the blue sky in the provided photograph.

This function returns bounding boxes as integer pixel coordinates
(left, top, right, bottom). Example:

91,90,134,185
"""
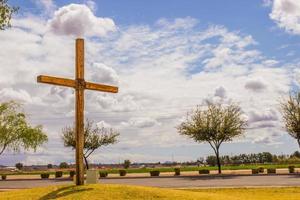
0,0,300,165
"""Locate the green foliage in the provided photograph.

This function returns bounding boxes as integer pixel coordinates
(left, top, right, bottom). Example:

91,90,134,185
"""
0,101,48,156
258,167,264,173
69,170,75,178
267,168,276,174
288,166,295,173
174,168,180,176
123,159,131,169
55,171,63,178
59,162,69,169
47,164,53,169
199,169,210,174
1,174,6,180
15,162,23,170
40,173,49,179
281,92,300,148
178,102,247,174
119,169,127,176
99,171,108,177
0,0,18,30
206,156,217,166
62,119,119,169
150,170,160,176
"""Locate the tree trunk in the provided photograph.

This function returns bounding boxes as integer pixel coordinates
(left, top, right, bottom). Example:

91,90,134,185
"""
215,149,221,174
84,156,89,170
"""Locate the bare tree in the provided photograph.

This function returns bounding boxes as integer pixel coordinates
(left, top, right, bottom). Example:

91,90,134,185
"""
281,92,300,148
0,0,18,30
177,102,247,174
62,119,119,169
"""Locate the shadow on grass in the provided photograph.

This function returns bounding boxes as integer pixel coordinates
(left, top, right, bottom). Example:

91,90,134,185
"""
39,185,93,200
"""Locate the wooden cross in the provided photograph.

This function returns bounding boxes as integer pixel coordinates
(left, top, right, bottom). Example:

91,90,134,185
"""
37,38,118,185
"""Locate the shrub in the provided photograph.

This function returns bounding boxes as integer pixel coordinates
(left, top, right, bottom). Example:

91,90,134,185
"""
258,167,264,173
55,171,63,178
267,168,276,174
41,173,50,179
288,166,295,173
174,168,180,176
69,170,75,178
119,170,127,176
251,169,259,174
15,162,23,170
199,169,210,174
1,175,7,180
150,170,160,176
99,171,108,178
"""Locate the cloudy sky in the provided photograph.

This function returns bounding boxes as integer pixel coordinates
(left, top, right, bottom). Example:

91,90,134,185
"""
1,0,300,166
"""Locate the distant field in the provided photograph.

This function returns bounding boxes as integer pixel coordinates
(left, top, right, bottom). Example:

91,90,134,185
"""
1,163,300,176
1,184,299,200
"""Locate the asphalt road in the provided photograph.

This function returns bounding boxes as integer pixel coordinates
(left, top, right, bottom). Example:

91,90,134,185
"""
0,174,299,189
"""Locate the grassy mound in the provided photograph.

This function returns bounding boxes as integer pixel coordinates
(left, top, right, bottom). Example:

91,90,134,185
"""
1,184,300,200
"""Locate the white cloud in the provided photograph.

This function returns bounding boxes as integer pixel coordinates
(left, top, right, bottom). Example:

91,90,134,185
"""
47,4,116,37
245,78,268,92
89,63,119,85
269,0,300,35
121,117,160,128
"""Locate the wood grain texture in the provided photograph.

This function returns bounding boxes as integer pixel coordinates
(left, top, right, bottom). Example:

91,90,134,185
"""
85,82,118,93
75,38,85,185
37,75,75,88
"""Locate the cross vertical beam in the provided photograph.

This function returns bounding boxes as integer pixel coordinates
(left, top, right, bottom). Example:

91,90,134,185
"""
75,38,85,185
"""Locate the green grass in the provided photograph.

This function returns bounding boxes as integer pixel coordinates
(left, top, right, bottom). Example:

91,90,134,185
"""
1,184,299,200
2,163,300,176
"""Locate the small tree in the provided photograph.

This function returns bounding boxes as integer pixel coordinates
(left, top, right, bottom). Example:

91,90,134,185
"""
15,162,23,170
59,162,69,169
0,0,18,30
177,102,247,174
0,101,48,156
47,164,53,169
62,119,119,169
123,159,131,169
281,92,300,149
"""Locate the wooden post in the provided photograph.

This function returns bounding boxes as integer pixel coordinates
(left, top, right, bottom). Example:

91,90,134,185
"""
75,38,85,185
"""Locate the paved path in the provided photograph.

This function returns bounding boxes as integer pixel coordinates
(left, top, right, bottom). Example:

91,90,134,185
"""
0,174,300,190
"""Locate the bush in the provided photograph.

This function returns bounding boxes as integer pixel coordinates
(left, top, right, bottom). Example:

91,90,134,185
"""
1,175,7,180
55,171,63,178
15,162,23,170
174,168,180,176
258,167,264,173
288,166,295,173
199,169,210,174
119,170,127,176
252,169,259,174
150,170,160,176
41,173,50,179
99,171,108,178
267,168,276,174
69,170,75,178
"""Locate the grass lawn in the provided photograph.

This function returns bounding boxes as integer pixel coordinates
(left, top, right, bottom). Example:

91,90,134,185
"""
1,184,299,200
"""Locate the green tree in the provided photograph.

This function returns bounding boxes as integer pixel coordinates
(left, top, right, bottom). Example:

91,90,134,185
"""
281,92,300,149
59,162,69,169
0,0,18,30
177,102,247,174
47,164,53,169
15,162,23,170
62,119,119,169
0,101,48,156
123,159,131,169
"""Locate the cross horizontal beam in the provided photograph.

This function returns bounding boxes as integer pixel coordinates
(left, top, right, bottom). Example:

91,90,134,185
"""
37,75,75,88
37,75,118,93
